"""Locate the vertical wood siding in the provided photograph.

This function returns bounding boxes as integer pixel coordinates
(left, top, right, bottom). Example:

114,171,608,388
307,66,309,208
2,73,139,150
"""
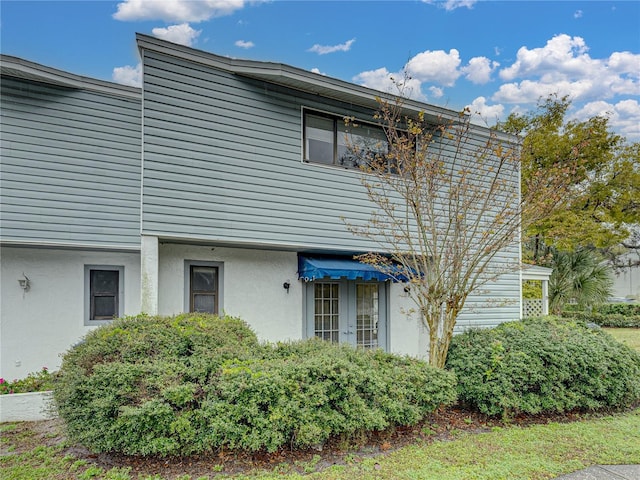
0,77,141,248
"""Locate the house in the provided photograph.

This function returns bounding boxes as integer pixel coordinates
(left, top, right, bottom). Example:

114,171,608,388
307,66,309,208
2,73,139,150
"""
0,35,521,380
611,253,640,301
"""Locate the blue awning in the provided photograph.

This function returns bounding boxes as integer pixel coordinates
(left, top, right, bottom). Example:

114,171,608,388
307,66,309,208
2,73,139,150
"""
298,255,408,282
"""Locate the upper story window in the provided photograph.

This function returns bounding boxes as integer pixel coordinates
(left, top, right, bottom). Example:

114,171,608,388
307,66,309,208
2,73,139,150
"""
303,110,389,170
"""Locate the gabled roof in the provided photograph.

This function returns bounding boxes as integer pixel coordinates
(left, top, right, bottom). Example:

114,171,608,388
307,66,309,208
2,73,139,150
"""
136,33,517,143
0,54,140,100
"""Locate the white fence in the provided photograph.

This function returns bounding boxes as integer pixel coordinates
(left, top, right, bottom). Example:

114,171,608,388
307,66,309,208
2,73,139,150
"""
523,299,544,317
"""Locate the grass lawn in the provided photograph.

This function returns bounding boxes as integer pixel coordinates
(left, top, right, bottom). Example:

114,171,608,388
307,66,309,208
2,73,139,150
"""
604,327,640,352
2,409,640,480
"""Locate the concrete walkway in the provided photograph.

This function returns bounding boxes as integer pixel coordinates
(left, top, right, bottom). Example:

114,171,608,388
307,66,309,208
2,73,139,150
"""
554,465,640,479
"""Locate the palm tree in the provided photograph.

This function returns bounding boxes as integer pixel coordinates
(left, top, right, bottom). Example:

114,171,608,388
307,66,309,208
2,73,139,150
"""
549,249,613,314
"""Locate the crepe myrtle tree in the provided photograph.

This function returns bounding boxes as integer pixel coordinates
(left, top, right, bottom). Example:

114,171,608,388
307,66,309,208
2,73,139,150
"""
343,94,576,368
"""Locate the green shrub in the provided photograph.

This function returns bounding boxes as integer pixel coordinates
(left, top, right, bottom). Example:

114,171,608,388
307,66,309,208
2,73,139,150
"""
54,315,456,456
54,314,261,455
445,317,640,417
561,303,640,327
573,313,640,328
0,367,55,394
598,303,640,316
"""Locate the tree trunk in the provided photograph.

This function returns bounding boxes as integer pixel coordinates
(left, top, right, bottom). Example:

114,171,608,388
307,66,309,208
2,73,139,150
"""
426,307,457,369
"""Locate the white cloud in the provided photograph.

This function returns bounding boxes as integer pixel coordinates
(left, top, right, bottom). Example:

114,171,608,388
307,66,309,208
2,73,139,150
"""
462,56,499,84
352,67,425,100
152,23,201,46
493,34,640,104
311,67,326,76
573,99,640,140
500,35,591,81
429,86,444,98
308,38,355,55
466,96,505,125
405,48,462,87
113,0,247,22
422,0,477,10
112,63,142,87
494,79,587,103
353,49,496,101
352,67,398,93
574,10,583,19
608,51,640,73
235,39,254,49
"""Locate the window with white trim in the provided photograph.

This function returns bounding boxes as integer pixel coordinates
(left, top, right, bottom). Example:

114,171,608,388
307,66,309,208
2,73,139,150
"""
306,280,388,350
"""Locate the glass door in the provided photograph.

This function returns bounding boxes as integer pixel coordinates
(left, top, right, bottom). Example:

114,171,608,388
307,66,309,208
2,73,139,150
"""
306,280,387,350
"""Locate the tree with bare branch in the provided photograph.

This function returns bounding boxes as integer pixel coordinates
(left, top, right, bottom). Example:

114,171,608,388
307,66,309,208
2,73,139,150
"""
344,95,576,368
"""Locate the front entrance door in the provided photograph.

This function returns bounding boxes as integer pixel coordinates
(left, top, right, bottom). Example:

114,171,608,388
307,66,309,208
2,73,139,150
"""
305,280,388,350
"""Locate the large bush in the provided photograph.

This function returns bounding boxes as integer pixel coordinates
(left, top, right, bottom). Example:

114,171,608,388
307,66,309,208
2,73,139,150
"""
445,317,640,417
54,314,456,456
562,303,640,327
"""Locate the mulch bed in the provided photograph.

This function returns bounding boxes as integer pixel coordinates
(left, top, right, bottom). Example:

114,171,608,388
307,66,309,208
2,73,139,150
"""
3,404,608,479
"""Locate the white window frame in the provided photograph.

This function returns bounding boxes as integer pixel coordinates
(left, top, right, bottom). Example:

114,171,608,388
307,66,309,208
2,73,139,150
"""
303,279,389,351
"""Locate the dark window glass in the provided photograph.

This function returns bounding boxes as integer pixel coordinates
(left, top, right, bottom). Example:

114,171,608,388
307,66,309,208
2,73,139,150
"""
304,110,391,171
90,270,118,320
190,266,218,314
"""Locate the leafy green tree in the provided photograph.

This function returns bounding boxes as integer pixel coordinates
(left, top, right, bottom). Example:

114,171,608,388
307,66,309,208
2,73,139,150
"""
548,248,613,314
499,95,640,265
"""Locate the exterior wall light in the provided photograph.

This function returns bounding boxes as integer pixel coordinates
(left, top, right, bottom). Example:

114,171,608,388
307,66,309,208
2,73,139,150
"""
283,281,291,293
18,273,31,292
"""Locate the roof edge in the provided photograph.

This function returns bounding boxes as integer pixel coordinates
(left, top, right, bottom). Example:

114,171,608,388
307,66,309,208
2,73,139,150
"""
0,54,141,100
135,33,518,143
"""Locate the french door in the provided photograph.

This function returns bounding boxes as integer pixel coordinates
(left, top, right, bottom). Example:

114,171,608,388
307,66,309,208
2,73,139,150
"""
305,280,387,350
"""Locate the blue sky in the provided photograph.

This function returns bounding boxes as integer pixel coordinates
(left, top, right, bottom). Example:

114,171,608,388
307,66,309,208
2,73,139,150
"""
2,1,639,138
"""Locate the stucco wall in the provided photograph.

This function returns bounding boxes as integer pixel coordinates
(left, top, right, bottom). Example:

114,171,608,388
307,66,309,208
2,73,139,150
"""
157,244,303,343
387,283,429,359
0,247,140,379
156,244,429,356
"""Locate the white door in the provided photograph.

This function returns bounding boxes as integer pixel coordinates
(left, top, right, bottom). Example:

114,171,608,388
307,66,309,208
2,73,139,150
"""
306,280,388,350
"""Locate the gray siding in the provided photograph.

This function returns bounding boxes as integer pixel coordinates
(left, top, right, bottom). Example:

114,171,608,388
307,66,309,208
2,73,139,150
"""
141,48,521,323
142,50,395,250
1,77,141,248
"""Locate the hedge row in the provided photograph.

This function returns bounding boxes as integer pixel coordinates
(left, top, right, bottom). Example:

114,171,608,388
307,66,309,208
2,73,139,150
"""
445,317,640,417
561,303,640,327
562,312,640,328
54,314,456,456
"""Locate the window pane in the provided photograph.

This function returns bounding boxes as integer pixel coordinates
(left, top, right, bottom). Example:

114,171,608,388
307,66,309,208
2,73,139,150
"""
192,267,216,292
190,265,218,314
193,294,216,313
356,284,379,349
338,122,388,169
305,114,334,164
93,295,116,318
314,282,339,343
91,270,118,294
